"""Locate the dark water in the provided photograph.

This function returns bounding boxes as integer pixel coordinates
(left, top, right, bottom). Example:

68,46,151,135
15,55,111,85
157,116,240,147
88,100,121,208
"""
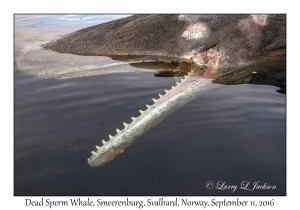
14,15,286,196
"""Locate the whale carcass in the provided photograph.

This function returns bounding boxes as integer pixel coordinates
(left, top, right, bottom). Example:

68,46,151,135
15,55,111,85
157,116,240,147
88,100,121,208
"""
40,14,286,167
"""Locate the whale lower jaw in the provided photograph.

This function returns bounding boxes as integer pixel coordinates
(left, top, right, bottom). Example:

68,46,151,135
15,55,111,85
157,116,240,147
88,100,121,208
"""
87,74,217,167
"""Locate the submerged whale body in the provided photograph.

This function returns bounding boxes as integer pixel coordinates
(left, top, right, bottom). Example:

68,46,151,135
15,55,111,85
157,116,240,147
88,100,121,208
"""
42,14,286,167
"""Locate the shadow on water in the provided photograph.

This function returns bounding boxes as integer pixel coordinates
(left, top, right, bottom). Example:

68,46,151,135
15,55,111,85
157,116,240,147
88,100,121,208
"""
14,15,286,196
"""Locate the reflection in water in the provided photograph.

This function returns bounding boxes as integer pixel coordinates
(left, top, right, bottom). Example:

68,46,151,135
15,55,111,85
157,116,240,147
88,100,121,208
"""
14,15,286,196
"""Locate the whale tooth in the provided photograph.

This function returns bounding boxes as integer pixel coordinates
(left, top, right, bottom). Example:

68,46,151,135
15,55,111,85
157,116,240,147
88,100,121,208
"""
171,86,175,89
102,140,107,145
152,98,158,103
109,135,113,140
96,145,101,150
116,128,121,134
184,75,187,78
159,94,163,98
139,110,144,114
131,117,136,121
91,151,96,155
164,89,169,93
181,78,184,82
123,122,128,127
176,82,179,85
146,104,151,109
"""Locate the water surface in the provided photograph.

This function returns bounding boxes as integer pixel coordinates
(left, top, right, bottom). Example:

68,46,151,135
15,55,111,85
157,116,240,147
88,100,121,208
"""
14,15,286,196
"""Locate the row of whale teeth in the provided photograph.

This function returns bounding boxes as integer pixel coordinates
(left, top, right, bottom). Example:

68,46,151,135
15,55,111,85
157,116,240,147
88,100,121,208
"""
91,73,190,155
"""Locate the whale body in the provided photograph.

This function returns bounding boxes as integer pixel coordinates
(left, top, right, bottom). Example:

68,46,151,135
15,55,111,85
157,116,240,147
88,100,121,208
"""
40,14,286,167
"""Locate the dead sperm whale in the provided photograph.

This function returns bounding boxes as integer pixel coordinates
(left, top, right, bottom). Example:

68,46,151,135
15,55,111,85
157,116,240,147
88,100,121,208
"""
41,14,286,167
